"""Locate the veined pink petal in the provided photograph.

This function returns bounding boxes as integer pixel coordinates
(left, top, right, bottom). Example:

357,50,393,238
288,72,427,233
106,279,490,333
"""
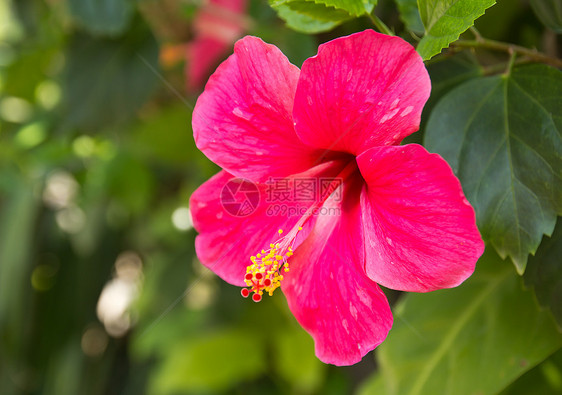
357,144,485,292
282,178,393,366
190,161,345,286
293,30,430,155
193,36,322,183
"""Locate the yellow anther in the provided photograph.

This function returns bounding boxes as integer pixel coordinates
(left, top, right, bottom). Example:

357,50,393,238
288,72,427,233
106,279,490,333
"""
241,227,304,302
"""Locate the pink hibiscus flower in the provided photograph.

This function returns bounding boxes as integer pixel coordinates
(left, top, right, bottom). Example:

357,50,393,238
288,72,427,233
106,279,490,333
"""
189,30,485,366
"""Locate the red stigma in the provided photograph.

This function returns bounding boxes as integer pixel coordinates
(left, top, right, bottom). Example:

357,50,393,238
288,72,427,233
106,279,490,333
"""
255,272,263,280
241,288,250,298
245,273,253,280
252,293,262,302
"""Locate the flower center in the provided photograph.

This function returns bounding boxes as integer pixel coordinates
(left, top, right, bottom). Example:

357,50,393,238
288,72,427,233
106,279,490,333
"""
241,228,301,302
241,160,359,302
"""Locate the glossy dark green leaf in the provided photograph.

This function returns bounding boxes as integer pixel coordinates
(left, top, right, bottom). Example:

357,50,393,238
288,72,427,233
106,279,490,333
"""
67,0,134,36
531,0,562,33
425,65,562,273
425,52,483,103
371,249,562,395
404,52,482,145
421,52,483,125
417,0,496,60
62,23,158,132
394,0,424,33
524,217,562,330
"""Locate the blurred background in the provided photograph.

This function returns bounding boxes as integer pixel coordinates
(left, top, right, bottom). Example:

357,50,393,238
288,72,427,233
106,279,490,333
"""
0,0,560,394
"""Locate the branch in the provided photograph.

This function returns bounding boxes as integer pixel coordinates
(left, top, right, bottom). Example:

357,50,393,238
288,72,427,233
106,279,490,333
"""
452,37,562,69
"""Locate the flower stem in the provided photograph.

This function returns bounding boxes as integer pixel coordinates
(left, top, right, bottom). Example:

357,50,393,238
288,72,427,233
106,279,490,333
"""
504,49,517,76
452,37,562,68
368,13,394,36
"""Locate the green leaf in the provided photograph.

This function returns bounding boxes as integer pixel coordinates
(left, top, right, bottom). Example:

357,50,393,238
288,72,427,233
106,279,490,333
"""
424,51,482,113
284,1,352,21
424,65,562,273
67,0,134,36
316,0,377,15
62,22,158,132
271,0,376,17
404,52,483,145
394,0,424,33
524,217,562,330
416,0,496,60
269,0,376,33
148,328,266,394
531,0,562,33
272,3,342,33
372,249,562,395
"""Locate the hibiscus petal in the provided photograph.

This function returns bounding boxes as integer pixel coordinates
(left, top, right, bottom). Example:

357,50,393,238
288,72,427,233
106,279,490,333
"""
190,162,345,286
357,144,485,292
193,36,321,182
282,179,393,366
293,29,430,155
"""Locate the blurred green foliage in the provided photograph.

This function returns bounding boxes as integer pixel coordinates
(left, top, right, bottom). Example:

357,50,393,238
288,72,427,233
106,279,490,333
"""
0,0,561,395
